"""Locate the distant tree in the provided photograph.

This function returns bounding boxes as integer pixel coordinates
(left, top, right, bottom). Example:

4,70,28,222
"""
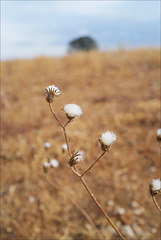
68,36,98,53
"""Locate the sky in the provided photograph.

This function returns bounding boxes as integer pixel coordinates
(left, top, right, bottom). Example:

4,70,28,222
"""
1,0,160,60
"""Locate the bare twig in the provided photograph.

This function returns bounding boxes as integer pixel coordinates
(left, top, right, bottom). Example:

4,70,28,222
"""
71,166,81,176
152,195,161,212
46,173,104,240
64,120,71,128
81,151,106,177
62,126,71,157
49,102,63,128
80,176,125,240
49,103,71,156
71,167,125,240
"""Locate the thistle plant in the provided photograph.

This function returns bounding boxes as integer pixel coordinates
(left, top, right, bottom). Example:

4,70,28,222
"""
149,129,161,212
44,84,125,240
149,179,161,212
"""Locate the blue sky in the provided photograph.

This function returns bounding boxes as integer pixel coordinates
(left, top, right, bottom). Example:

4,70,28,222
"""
1,1,160,60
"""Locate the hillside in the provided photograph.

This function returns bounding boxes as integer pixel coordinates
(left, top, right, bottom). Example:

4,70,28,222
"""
1,49,160,239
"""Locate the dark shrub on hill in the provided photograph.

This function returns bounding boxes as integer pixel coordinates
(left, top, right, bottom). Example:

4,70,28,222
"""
68,36,98,53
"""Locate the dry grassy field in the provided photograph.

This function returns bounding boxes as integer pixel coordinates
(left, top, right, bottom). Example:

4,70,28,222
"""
1,49,160,239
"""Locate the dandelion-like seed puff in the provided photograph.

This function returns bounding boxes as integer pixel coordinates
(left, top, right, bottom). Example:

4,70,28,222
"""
149,179,161,196
44,142,52,150
99,131,117,151
63,104,83,120
43,162,51,173
50,159,59,168
45,85,61,103
61,143,68,153
157,129,161,142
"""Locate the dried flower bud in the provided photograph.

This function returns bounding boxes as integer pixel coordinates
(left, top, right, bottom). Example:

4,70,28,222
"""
99,131,116,151
45,85,61,103
63,104,83,120
149,179,161,196
43,162,51,173
62,143,68,153
157,129,161,142
50,159,59,168
44,142,51,150
68,150,84,167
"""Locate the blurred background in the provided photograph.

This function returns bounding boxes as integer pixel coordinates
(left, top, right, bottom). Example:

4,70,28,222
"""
1,0,160,60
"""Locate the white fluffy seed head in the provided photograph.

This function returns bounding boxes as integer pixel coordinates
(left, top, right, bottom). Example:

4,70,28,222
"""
157,129,161,136
157,129,161,142
149,179,161,196
43,162,51,173
99,131,116,151
63,104,83,120
50,159,59,168
62,143,68,152
45,85,61,103
44,142,52,149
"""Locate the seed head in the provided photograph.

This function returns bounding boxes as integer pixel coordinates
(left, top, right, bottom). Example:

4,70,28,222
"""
149,179,161,196
99,131,117,151
45,85,61,103
50,159,59,168
43,162,51,173
68,150,84,167
44,142,52,149
63,104,83,120
29,196,35,203
62,143,68,153
157,129,161,142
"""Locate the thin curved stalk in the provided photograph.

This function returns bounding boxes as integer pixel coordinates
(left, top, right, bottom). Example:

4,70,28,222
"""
152,195,161,212
46,174,104,240
62,126,71,157
80,176,125,240
48,103,71,156
49,103,63,128
81,151,106,177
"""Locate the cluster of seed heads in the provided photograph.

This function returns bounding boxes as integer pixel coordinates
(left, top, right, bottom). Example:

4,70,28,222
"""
45,85,117,168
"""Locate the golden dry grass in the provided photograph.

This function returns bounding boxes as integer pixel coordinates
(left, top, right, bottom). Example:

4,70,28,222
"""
1,49,160,239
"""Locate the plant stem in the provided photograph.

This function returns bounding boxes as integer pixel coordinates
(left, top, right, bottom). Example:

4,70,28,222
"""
49,103,71,157
80,176,125,240
71,166,81,176
152,195,161,212
64,120,71,128
46,174,104,240
62,126,72,157
49,103,63,128
70,167,125,240
81,151,106,177
48,102,125,239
